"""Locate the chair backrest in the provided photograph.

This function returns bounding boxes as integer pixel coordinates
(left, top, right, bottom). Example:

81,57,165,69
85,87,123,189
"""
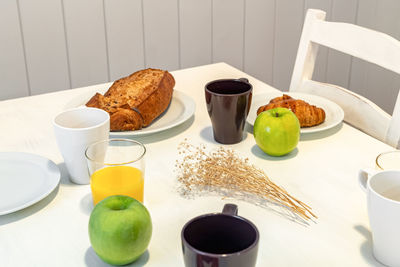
289,9,400,148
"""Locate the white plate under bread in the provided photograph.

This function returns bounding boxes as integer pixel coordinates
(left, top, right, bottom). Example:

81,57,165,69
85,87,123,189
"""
64,89,196,137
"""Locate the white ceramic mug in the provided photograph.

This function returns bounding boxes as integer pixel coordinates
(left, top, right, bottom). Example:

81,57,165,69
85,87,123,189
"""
359,169,400,266
53,107,110,184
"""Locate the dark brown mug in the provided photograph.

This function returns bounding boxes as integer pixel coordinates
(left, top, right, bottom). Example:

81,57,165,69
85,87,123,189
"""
205,78,253,144
181,204,259,267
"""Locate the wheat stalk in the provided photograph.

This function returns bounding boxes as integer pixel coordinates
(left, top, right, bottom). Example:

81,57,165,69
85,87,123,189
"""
175,141,316,221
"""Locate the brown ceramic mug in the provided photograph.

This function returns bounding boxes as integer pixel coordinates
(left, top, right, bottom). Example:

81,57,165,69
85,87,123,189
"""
205,78,253,144
181,204,259,267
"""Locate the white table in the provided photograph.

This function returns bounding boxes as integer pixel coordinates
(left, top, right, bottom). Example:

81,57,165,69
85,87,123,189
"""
0,63,391,266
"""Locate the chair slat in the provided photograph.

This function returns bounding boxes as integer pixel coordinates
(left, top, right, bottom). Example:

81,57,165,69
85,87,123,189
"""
290,9,400,148
311,20,400,74
300,80,391,142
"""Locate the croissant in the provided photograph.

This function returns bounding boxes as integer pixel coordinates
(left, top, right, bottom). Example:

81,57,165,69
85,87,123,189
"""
257,94,325,127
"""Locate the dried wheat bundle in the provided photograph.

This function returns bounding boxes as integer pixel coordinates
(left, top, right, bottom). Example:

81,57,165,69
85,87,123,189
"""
175,141,316,221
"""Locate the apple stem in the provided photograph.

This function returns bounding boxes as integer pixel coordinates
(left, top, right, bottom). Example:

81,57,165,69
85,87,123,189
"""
275,112,279,117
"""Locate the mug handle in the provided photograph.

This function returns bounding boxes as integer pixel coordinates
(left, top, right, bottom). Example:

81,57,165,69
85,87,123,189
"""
222,203,238,216
358,168,377,193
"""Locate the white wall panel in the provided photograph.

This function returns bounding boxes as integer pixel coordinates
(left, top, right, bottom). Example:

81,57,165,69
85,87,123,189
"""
0,0,29,100
350,0,400,113
244,0,275,84
273,0,304,91
179,0,212,69
63,0,109,88
326,0,358,89
349,0,376,97
304,0,331,83
18,0,70,95
1,0,400,116
104,0,145,80
212,0,245,71
142,0,180,71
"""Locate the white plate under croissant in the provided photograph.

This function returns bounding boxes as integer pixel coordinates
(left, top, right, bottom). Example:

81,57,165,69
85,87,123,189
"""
247,92,344,134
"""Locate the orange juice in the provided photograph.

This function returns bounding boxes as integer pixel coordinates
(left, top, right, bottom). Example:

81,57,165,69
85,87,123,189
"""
90,165,144,205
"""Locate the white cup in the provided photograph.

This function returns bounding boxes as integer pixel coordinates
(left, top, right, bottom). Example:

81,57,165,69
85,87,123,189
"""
53,107,110,184
359,169,400,266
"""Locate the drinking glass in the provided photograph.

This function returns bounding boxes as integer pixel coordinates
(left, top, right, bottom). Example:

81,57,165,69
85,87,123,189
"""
85,139,146,205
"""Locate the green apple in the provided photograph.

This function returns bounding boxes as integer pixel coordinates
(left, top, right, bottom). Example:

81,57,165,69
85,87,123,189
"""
89,195,152,265
254,107,300,156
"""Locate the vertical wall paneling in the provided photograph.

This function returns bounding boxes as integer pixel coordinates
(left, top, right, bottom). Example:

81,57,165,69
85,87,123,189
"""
244,0,275,84
18,0,70,95
0,0,29,100
212,0,245,71
348,0,375,97
304,0,332,83
325,0,358,89
179,0,212,69
273,0,305,91
351,0,400,113
142,0,180,71
63,0,109,88
104,0,145,80
1,0,400,114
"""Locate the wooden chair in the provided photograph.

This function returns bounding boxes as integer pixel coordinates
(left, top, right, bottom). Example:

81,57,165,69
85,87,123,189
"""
289,9,400,148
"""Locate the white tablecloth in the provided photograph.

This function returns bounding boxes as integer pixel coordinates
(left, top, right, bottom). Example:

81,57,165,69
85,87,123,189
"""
0,63,390,266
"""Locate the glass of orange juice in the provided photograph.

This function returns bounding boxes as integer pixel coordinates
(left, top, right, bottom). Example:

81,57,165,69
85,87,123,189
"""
85,138,146,205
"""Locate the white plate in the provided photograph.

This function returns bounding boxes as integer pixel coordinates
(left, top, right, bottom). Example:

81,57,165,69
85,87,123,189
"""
0,152,60,215
64,89,196,136
247,92,344,134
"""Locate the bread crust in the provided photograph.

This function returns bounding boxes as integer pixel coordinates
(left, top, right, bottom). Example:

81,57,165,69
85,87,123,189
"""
86,68,175,131
136,71,174,127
